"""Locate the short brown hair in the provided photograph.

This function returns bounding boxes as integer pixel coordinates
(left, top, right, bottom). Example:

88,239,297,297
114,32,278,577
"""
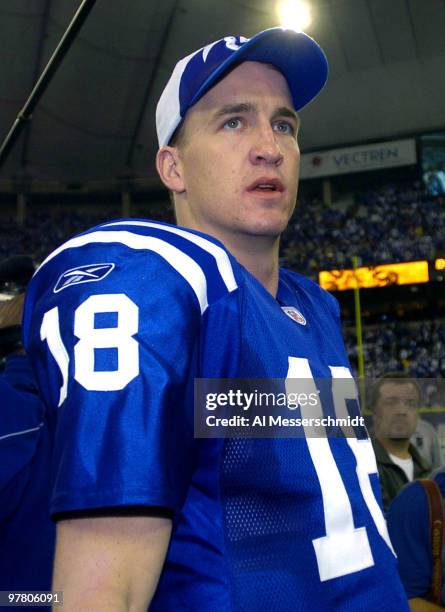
367,372,422,412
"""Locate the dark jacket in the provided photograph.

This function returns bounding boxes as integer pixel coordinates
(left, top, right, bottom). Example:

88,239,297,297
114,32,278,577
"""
372,437,431,512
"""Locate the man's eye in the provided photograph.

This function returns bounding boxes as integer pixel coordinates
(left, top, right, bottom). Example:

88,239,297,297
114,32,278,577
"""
223,118,242,129
274,121,296,135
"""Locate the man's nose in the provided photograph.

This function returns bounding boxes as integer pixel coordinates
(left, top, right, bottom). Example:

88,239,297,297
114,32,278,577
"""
249,124,283,166
393,400,410,414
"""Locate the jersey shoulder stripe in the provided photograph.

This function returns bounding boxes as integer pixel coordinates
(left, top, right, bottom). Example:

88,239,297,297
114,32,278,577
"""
36,231,208,313
35,221,238,314
102,220,238,294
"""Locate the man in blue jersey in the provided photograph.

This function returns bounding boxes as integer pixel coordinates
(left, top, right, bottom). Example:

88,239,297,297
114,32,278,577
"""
0,260,55,606
387,470,445,610
22,29,408,610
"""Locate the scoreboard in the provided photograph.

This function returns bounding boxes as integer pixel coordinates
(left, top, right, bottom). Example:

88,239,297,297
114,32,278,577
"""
318,259,444,291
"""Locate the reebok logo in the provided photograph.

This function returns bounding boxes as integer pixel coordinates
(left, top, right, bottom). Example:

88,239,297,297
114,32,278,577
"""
54,263,115,293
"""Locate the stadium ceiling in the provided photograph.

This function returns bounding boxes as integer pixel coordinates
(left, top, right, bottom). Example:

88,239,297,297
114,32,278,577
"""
1,0,444,189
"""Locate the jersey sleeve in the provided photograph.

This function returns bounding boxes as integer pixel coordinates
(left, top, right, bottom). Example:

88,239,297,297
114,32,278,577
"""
0,361,43,515
386,481,432,600
23,241,203,518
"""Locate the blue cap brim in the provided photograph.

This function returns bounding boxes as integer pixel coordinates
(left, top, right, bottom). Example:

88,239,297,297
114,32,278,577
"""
189,28,328,112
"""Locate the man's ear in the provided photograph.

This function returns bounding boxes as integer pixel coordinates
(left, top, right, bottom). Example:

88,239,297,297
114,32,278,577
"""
156,146,185,193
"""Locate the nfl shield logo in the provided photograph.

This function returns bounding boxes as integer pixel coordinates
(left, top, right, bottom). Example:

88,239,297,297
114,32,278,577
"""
281,306,307,326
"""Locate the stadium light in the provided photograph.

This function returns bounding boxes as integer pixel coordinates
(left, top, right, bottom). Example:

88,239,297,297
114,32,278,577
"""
277,0,312,32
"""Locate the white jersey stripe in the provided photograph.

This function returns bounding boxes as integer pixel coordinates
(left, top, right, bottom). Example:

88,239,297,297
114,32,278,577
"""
37,231,209,313
0,424,43,442
102,220,238,293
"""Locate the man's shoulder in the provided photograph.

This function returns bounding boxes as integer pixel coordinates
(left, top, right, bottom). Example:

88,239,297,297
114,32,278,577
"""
409,443,431,475
390,470,445,508
1,354,39,395
415,417,437,435
432,469,445,498
42,218,236,279
22,219,242,349
371,438,392,465
30,219,239,306
387,479,431,524
280,267,321,291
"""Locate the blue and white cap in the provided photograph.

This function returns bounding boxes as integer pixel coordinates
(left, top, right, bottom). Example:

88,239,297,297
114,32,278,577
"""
156,27,328,147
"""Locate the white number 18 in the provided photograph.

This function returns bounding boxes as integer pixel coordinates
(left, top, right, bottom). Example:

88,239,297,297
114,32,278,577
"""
40,293,139,405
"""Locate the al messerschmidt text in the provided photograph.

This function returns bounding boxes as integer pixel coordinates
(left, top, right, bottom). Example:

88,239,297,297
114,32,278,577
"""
206,415,365,427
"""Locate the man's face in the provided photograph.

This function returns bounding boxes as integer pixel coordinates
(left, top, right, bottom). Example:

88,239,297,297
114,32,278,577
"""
373,382,419,440
174,61,300,241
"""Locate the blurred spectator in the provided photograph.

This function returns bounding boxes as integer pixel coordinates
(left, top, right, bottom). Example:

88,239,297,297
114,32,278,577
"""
280,181,445,275
0,259,55,605
0,202,173,264
344,320,445,380
387,470,445,610
368,373,430,511
412,418,443,472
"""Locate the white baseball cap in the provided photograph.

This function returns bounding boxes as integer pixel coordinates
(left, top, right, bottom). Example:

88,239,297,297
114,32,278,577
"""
156,27,328,147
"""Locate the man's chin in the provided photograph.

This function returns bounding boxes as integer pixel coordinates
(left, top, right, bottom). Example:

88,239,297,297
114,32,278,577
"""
241,218,288,238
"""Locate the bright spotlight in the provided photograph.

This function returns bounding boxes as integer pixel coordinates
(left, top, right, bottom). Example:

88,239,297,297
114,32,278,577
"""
277,0,312,32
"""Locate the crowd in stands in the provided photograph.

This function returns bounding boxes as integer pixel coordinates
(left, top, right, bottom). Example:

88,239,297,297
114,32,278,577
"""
345,319,445,384
0,203,172,264
281,182,445,275
0,207,118,263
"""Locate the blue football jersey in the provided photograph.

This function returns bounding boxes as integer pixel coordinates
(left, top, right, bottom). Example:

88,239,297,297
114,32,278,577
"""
0,355,55,607
22,219,408,611
387,471,445,604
